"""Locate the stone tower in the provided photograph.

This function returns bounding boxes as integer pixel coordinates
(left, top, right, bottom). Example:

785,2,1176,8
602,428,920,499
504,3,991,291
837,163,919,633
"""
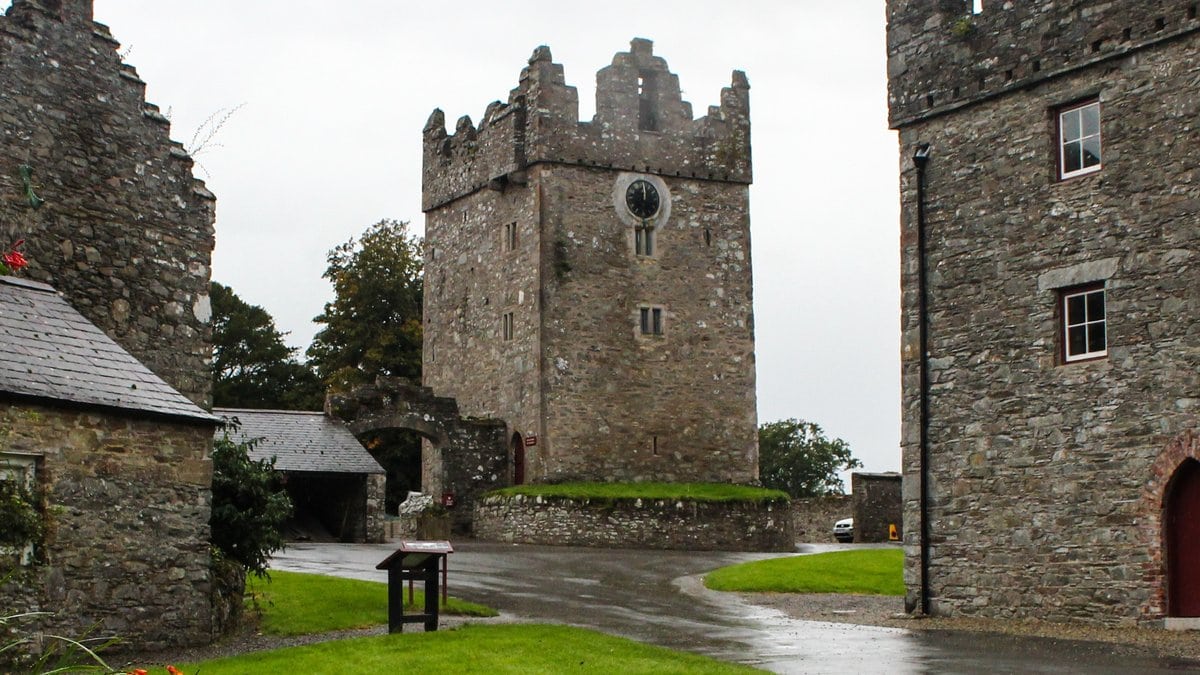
422,39,757,485
0,0,215,406
889,1,1200,626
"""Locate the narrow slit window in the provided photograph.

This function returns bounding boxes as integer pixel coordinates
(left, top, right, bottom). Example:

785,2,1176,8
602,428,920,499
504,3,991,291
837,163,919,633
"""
502,312,514,341
503,222,517,252
635,224,655,257
1062,285,1106,362
639,306,664,336
1058,100,1102,179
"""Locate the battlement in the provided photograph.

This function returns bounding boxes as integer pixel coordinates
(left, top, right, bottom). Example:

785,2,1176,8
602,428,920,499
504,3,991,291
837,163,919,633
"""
422,38,751,211
888,0,1200,127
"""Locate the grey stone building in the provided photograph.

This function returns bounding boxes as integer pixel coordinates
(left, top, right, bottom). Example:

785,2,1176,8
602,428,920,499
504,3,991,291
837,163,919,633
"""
422,39,758,486
889,1,1200,626
214,409,387,543
0,0,215,407
0,0,222,656
0,277,219,651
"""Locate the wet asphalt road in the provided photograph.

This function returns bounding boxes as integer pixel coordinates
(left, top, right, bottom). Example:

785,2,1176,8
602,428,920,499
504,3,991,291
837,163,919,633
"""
271,541,1200,674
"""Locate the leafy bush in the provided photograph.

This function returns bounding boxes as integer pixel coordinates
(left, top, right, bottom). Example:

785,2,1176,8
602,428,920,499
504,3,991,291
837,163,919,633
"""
0,479,41,550
758,419,862,497
210,430,292,577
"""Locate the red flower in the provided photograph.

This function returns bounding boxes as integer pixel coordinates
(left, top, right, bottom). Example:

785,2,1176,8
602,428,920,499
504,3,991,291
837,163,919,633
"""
167,666,185,675
127,670,149,675
3,240,26,270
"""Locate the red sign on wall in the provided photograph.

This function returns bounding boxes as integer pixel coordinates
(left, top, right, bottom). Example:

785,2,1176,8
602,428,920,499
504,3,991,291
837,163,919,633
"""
524,435,537,447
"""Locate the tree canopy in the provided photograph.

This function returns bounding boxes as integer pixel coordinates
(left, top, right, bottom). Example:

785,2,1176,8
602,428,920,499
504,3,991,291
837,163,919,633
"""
758,419,862,498
306,219,424,390
211,281,323,410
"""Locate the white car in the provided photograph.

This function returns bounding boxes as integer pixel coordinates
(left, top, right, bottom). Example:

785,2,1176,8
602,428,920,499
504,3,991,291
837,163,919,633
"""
833,517,854,543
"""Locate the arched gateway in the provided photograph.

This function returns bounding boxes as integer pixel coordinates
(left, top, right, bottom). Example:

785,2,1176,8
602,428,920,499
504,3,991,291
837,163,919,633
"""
326,377,510,531
1167,459,1200,619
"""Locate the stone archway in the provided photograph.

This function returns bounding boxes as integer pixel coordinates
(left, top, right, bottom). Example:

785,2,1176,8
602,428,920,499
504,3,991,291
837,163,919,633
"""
1166,459,1200,619
1141,431,1200,623
326,377,510,531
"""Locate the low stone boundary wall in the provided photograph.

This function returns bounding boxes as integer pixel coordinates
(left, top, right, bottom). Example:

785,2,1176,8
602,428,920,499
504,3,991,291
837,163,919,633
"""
792,495,852,543
473,494,794,551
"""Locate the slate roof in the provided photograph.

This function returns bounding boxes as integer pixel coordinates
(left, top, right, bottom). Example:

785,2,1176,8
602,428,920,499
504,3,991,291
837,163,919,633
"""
213,408,385,474
0,276,216,423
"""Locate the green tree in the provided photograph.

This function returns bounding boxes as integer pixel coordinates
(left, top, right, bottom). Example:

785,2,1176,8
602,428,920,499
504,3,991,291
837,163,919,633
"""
210,429,293,578
211,281,324,410
306,219,423,390
758,419,862,497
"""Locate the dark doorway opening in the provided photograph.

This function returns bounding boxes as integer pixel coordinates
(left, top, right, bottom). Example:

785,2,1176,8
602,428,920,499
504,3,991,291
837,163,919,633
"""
358,428,424,515
511,432,526,485
1167,458,1200,617
283,472,368,542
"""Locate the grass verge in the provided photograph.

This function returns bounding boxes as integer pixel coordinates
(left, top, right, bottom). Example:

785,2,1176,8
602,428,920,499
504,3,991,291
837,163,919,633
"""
704,549,904,595
486,481,789,503
247,570,496,635
165,624,759,674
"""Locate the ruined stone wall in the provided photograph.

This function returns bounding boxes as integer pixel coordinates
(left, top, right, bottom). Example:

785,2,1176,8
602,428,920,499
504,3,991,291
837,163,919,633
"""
890,1,1200,625
851,473,902,544
0,0,215,406
440,418,509,531
423,39,757,485
0,401,216,652
473,493,793,551
792,494,851,543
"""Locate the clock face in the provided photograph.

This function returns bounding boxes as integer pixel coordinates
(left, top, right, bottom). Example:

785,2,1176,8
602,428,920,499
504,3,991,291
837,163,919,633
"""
625,179,661,219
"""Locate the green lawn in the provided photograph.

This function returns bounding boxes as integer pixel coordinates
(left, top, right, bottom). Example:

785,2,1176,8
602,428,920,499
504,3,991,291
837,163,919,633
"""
704,549,905,595
151,624,758,674
487,482,789,503
247,570,496,635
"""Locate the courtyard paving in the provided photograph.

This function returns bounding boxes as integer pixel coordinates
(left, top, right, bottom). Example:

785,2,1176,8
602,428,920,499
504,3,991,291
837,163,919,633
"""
271,541,1200,674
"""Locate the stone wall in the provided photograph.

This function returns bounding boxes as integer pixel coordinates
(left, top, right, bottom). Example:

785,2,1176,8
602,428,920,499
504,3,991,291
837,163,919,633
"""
851,473,901,544
0,402,216,654
423,39,757,485
889,0,1200,625
791,495,851,543
330,379,510,532
0,0,215,406
473,494,793,552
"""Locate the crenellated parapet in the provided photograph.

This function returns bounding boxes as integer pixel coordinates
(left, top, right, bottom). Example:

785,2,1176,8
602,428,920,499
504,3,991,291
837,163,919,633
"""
422,38,751,211
888,0,1200,128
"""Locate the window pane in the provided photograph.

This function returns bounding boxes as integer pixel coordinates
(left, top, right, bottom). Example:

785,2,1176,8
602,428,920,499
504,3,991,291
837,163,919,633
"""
1088,322,1106,353
1061,109,1081,142
635,229,645,255
1068,325,1087,356
1080,103,1100,136
1085,290,1104,321
652,308,662,335
640,308,650,334
1066,294,1085,325
645,229,655,256
1081,136,1101,168
1063,141,1082,174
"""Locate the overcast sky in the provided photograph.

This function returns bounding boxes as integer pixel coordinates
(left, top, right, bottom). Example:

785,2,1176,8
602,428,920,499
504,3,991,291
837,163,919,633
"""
88,1,902,478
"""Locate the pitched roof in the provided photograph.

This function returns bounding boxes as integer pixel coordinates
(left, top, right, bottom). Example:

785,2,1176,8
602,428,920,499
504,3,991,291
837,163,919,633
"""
0,276,216,423
213,408,385,474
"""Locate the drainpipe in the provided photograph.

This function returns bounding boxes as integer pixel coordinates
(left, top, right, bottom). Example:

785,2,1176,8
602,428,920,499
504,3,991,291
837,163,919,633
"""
912,143,932,616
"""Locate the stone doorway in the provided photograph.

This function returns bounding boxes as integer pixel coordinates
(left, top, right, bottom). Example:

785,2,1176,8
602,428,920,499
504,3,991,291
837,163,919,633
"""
512,432,526,485
326,377,510,531
1167,458,1200,620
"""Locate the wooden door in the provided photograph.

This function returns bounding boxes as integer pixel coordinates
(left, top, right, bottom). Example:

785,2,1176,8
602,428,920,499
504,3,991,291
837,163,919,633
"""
1168,459,1200,616
512,433,526,486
